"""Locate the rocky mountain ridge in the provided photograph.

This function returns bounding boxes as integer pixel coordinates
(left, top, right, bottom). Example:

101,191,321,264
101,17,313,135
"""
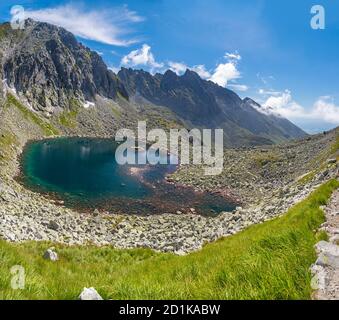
0,19,306,147
0,19,128,115
118,67,307,146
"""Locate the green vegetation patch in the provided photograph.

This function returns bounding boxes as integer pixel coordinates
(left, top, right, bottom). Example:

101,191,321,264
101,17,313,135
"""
297,171,316,186
0,130,18,163
7,94,59,136
253,151,281,167
58,98,82,128
58,109,78,129
0,179,338,300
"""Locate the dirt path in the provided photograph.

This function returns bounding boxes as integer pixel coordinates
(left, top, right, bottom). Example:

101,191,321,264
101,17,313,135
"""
312,187,339,300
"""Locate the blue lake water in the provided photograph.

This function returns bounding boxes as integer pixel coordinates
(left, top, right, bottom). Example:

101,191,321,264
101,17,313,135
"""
20,137,235,216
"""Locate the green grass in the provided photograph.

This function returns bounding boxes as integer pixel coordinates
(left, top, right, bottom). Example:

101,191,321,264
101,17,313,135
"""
58,109,79,128
7,94,59,136
58,98,86,128
0,130,18,163
0,179,338,300
0,23,10,40
331,133,339,154
297,171,316,185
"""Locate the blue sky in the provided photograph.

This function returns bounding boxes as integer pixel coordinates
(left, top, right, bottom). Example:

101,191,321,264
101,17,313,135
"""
1,0,339,132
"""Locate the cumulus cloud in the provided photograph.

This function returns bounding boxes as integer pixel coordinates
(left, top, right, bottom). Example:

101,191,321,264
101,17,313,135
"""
191,65,211,79
168,61,188,75
259,90,339,125
208,62,241,87
26,4,143,46
261,90,304,118
207,51,242,87
121,44,164,70
312,97,339,124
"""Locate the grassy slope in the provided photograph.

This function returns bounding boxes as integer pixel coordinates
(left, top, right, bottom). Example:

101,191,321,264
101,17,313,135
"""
0,179,338,300
6,94,59,136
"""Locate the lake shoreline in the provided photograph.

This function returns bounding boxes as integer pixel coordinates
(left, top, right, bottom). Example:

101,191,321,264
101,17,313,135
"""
16,136,240,217
1,121,337,254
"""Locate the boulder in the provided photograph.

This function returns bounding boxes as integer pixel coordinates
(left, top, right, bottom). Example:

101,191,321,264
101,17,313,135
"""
315,241,339,268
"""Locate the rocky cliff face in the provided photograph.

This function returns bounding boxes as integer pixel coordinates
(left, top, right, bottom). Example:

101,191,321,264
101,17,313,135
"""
0,19,128,114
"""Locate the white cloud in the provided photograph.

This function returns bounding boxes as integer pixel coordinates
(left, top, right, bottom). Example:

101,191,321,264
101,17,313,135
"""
122,48,246,89
260,91,339,125
262,90,304,118
168,61,188,75
121,44,164,70
228,84,249,92
208,62,241,87
225,52,241,61
191,65,211,79
168,62,211,79
312,97,339,124
258,88,281,96
26,4,143,46
207,51,242,87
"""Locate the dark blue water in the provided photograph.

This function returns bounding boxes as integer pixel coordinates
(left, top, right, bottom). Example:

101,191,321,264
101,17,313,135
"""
20,138,235,216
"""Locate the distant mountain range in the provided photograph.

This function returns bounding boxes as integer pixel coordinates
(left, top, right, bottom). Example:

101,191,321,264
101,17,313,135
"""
118,68,306,145
0,19,306,147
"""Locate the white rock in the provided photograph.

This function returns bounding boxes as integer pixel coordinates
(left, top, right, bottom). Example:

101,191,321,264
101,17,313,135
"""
315,241,339,255
310,264,328,290
43,248,58,261
315,241,339,268
79,287,103,300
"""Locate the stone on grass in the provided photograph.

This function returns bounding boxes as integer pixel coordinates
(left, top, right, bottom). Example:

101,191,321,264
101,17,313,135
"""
79,287,103,300
43,247,58,261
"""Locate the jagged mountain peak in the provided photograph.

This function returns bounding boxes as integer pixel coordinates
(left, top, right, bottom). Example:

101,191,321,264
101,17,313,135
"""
117,67,307,145
0,19,128,114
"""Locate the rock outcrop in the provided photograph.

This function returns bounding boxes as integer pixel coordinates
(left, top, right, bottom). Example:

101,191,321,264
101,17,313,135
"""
0,19,128,114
